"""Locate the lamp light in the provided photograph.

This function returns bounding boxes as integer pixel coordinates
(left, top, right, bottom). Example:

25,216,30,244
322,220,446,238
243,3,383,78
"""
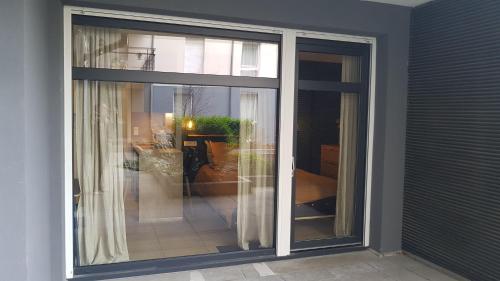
187,119,194,130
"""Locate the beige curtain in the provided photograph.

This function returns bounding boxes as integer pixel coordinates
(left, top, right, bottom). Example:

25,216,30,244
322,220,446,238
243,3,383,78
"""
335,56,360,237
73,26,129,265
237,91,276,250
73,25,126,68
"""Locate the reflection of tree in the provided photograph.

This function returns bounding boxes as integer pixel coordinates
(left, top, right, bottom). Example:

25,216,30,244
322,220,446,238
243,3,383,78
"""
181,86,212,116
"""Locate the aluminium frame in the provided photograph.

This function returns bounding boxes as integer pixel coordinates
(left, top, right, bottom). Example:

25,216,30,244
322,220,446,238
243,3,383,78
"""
63,5,377,279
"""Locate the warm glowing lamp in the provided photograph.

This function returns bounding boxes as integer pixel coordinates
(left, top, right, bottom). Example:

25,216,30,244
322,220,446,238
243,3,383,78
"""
186,119,194,130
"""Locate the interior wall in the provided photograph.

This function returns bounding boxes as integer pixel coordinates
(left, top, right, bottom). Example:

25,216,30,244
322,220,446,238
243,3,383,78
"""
404,1,500,280
296,60,342,173
296,91,341,174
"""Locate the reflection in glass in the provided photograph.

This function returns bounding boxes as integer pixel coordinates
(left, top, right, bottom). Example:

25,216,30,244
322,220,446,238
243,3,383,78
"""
72,81,277,265
298,52,361,83
72,25,279,78
294,51,360,243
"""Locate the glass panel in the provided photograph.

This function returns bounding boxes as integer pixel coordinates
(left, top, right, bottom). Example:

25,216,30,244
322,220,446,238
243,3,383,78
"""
72,25,279,78
72,80,277,265
293,89,359,242
298,52,361,83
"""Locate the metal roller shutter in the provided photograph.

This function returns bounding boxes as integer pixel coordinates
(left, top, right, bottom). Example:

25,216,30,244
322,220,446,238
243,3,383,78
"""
403,1,500,281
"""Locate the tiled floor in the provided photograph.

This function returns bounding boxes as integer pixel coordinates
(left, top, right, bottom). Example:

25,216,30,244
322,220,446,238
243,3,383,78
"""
110,250,462,281
123,184,342,261
124,193,239,261
124,184,342,261
294,217,336,241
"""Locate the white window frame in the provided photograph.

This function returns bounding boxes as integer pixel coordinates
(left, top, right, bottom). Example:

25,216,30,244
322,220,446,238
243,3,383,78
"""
240,41,260,76
63,5,377,279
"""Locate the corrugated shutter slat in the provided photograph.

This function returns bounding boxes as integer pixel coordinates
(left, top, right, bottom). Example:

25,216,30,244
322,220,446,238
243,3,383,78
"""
403,1,500,281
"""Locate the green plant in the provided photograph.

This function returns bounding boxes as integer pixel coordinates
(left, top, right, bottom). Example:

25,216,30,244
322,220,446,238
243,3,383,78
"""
196,116,241,146
174,116,244,146
193,116,240,135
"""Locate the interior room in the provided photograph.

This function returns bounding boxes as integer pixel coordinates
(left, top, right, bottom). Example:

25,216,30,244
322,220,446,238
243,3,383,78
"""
70,22,364,264
115,82,278,261
293,51,359,243
71,25,279,264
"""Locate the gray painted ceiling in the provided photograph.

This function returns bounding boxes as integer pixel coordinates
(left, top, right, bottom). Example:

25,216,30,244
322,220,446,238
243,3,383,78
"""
361,0,433,7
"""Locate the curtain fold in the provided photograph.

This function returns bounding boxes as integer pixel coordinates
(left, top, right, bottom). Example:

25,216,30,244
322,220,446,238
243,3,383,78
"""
335,56,360,237
73,26,129,265
237,91,275,250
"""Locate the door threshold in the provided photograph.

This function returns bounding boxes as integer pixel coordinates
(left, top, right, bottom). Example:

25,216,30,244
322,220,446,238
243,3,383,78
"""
71,246,367,281
291,242,362,252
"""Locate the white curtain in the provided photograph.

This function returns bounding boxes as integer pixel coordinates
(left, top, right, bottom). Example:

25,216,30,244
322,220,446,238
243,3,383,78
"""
335,56,360,237
237,91,276,250
73,26,129,265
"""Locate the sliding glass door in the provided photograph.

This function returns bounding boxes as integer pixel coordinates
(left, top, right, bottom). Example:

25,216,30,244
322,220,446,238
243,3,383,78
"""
291,38,370,250
71,16,280,268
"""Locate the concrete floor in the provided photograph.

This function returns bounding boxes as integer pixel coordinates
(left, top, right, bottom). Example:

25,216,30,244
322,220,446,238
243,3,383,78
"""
112,250,462,281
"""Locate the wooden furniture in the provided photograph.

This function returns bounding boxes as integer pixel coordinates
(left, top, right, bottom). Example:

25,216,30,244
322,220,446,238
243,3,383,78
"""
133,144,183,223
320,144,340,179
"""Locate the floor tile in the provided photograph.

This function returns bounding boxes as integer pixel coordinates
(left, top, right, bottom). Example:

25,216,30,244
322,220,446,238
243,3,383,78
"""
252,262,275,277
127,223,157,235
128,250,166,262
265,259,307,274
128,238,162,252
406,263,459,281
190,217,229,233
280,269,333,281
382,267,429,281
152,221,197,236
127,229,159,242
105,251,462,281
200,265,245,281
158,235,206,251
245,276,284,281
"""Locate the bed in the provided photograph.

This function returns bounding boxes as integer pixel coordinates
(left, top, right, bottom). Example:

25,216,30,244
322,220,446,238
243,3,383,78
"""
294,169,337,205
193,162,337,227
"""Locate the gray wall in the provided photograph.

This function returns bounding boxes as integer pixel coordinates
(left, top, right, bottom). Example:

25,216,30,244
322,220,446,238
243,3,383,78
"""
0,0,410,280
65,0,411,254
24,0,64,280
0,0,64,281
404,1,500,280
0,1,27,280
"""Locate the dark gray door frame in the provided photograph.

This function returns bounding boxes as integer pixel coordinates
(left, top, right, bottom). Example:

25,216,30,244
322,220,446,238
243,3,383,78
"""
71,13,282,278
290,37,370,251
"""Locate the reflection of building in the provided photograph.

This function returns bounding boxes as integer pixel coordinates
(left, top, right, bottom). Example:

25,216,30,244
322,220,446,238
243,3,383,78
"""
122,32,279,146
125,32,278,77
128,84,277,146
123,46,156,71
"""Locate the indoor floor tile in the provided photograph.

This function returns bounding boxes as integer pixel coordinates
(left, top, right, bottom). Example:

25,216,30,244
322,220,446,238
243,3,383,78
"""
128,250,166,262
